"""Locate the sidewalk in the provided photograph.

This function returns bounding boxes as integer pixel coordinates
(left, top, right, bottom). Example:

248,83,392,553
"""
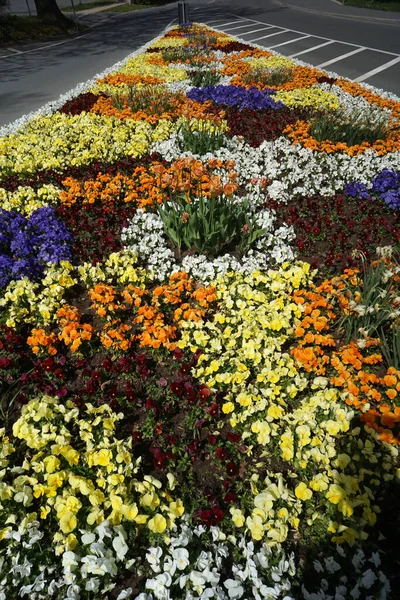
280,0,400,24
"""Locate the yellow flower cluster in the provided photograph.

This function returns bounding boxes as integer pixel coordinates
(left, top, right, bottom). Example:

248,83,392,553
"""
177,115,229,135
246,56,295,70
149,37,188,48
0,184,59,215
178,264,311,424
0,396,184,554
231,473,303,545
276,86,340,110
0,261,76,327
0,114,174,175
78,250,150,287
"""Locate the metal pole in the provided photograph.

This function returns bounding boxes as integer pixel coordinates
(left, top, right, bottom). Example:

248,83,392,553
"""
70,0,79,33
178,1,189,25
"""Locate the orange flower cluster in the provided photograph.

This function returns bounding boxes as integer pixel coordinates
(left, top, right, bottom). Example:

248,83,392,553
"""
153,156,238,203
283,119,400,156
292,289,337,374
96,73,163,87
26,329,58,356
87,273,216,352
221,50,273,76
90,95,174,123
60,156,237,212
230,65,322,92
60,173,141,211
57,305,93,353
291,271,400,445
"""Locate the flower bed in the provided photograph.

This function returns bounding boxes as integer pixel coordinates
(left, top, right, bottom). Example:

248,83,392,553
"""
1,22,400,600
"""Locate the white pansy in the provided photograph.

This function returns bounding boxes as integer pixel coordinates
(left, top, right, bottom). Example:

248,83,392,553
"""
116,588,133,599
172,547,190,570
113,535,129,561
224,579,245,599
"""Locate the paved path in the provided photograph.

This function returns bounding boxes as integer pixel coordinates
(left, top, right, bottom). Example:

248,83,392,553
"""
1,0,400,128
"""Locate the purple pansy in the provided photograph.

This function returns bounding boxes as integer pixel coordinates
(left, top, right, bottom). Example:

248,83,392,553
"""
186,85,284,111
346,169,400,210
0,206,72,288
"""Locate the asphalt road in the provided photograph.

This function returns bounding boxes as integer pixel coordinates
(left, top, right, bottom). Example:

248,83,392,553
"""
1,0,400,128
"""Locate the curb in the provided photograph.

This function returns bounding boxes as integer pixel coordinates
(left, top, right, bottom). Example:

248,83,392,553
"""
280,0,400,25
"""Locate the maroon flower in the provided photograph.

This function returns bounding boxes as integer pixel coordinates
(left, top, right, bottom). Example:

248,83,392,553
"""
170,380,184,396
226,461,238,476
227,432,241,443
215,447,228,461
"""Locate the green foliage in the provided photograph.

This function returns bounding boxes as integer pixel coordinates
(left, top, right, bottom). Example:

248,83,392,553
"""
112,85,181,115
310,108,391,146
336,254,399,343
178,120,226,155
242,66,294,88
189,69,221,87
380,324,400,370
0,14,81,42
157,195,269,258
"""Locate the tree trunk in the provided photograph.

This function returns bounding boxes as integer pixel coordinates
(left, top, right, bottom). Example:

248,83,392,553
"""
34,0,75,28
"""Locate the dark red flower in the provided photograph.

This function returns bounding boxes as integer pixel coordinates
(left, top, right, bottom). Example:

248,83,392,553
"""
226,461,238,476
227,432,241,443
215,447,228,461
170,380,184,396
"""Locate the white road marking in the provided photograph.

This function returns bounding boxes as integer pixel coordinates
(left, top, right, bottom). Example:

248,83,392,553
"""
249,29,289,43
207,0,215,3
6,47,22,54
230,14,400,58
268,34,311,50
221,22,267,31
317,46,366,68
233,26,275,37
206,19,248,27
355,55,400,82
289,39,335,58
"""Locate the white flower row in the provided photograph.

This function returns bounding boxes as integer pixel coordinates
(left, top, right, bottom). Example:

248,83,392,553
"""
134,519,297,600
0,519,133,600
121,202,295,284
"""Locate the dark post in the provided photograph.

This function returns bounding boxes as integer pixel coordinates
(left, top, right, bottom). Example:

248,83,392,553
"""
178,0,189,25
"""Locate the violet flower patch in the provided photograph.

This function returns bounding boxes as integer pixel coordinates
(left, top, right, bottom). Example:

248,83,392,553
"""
0,206,72,287
346,169,400,210
186,85,285,111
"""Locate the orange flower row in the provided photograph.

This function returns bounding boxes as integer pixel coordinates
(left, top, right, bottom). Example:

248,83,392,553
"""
60,173,139,210
291,272,400,445
220,49,273,76
60,156,237,212
96,73,163,87
87,273,216,352
283,119,400,156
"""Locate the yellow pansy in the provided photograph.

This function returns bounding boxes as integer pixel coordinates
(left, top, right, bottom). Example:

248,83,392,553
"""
59,511,77,534
148,514,167,534
295,482,312,501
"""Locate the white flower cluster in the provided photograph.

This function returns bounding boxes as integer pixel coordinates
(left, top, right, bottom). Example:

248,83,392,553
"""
318,84,392,124
134,519,297,600
302,545,391,600
121,204,295,284
0,519,134,600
